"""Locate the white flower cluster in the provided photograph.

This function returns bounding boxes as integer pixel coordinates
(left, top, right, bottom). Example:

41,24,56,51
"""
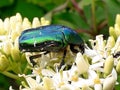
0,13,50,83
13,15,120,90
0,13,118,90
17,45,118,90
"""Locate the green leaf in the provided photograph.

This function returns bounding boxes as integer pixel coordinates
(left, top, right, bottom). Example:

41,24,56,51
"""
95,1,106,24
26,0,66,11
115,75,120,90
53,12,89,29
0,74,10,89
0,0,14,8
13,0,44,21
78,0,91,9
105,0,120,26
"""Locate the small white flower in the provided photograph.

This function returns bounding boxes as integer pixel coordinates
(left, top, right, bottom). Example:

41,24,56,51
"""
112,36,120,53
103,75,116,90
1,13,118,90
94,84,102,90
75,52,89,74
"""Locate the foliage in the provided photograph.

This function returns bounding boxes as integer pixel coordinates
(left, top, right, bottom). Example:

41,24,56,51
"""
0,0,120,39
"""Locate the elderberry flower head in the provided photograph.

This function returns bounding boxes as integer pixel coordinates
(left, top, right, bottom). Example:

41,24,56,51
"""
0,13,119,90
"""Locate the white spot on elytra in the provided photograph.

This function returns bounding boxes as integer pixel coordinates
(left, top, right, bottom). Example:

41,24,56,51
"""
39,32,42,35
34,40,36,47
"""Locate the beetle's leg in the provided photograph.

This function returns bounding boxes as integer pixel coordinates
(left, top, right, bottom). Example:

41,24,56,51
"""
70,44,84,54
58,49,67,70
113,51,120,58
29,51,49,66
79,44,84,54
29,54,41,66
70,45,79,53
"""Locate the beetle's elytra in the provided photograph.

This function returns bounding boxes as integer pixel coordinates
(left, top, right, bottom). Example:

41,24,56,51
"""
19,25,84,68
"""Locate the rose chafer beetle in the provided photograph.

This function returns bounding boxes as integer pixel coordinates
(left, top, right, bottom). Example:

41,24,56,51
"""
19,25,84,69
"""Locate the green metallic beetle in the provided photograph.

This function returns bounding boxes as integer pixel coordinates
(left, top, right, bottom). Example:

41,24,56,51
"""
19,25,84,68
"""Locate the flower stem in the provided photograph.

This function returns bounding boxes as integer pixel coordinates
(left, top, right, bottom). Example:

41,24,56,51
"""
91,0,97,35
23,63,29,74
1,71,20,80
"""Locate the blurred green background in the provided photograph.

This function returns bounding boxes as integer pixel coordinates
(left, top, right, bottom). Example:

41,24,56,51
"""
0,0,120,90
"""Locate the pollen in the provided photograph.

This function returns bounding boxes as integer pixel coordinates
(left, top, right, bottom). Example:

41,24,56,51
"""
71,75,79,82
94,77,101,84
58,82,65,87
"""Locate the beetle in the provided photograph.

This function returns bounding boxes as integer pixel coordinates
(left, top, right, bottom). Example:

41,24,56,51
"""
19,25,84,69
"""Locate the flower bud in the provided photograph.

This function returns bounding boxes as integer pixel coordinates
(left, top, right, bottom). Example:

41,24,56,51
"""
109,27,117,40
0,55,9,72
103,76,116,90
40,17,50,26
11,31,19,41
32,17,40,28
115,14,120,26
4,18,10,32
115,24,120,37
43,77,54,90
112,36,120,52
96,35,105,55
3,41,13,56
15,13,22,23
14,37,19,50
106,36,115,49
116,59,120,74
0,19,5,35
11,47,20,62
22,18,31,30
10,16,18,31
75,53,89,74
104,55,114,76
105,36,115,56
